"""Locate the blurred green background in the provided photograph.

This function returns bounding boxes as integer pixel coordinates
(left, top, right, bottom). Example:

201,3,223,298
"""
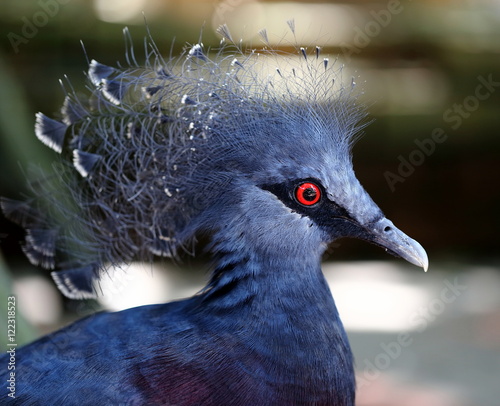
0,1,499,405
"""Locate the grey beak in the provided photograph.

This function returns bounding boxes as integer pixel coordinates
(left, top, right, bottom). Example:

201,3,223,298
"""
369,217,429,272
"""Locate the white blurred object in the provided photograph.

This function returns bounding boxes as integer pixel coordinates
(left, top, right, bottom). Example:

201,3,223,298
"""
325,261,431,332
96,262,203,311
93,0,150,23
13,275,62,325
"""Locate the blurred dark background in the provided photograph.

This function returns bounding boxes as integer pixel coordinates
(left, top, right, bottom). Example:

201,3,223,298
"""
0,1,499,405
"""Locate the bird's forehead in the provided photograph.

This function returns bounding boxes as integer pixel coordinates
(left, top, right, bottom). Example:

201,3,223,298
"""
272,150,381,225
258,154,344,186
324,170,382,224
276,141,353,183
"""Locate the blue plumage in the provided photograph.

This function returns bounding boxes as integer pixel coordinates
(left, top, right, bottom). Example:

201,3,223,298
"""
1,23,428,405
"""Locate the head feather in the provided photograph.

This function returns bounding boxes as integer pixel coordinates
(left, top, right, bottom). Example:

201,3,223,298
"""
4,25,368,298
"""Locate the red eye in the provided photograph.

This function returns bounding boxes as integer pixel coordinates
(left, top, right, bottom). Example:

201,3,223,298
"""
295,182,321,206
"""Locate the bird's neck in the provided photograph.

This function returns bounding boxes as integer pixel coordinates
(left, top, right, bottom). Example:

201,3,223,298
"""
193,250,355,399
201,250,341,324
